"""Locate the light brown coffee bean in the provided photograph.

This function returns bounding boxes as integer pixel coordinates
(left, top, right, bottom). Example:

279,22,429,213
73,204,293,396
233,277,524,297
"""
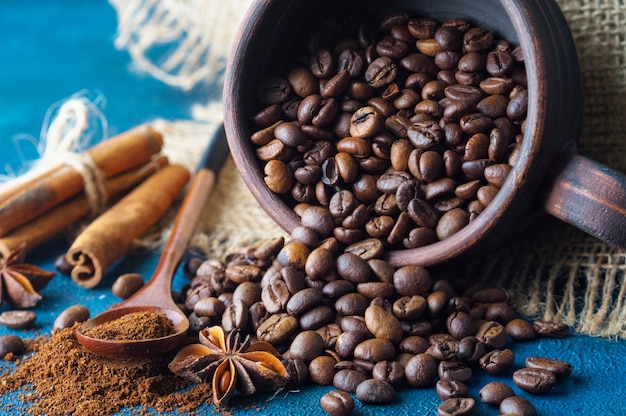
0,310,37,330
364,305,403,343
111,273,145,300
54,304,90,330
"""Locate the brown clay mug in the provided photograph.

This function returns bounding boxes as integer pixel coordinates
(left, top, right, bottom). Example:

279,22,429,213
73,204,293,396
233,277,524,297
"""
223,0,626,267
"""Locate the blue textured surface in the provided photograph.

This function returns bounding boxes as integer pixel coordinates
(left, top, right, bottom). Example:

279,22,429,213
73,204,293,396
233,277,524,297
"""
1,1,626,415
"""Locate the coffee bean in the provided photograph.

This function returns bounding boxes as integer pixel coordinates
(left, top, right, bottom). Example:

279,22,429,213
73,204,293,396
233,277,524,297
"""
286,287,323,315
372,360,405,387
479,348,515,375
289,330,325,363
356,379,397,404
437,397,476,416
364,305,403,343
193,297,225,318
505,318,536,341
436,379,469,400
320,389,354,416
333,369,368,393
256,313,298,345
354,338,396,362
513,368,556,394
500,396,537,416
404,352,438,387
525,356,572,380
0,310,37,330
309,355,338,385
446,311,475,340
221,299,249,332
438,360,472,382
533,320,570,338
54,304,90,330
479,381,515,405
475,321,507,349
0,334,24,358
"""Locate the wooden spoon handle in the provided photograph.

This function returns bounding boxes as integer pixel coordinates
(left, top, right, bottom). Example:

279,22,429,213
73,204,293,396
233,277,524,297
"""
123,125,229,305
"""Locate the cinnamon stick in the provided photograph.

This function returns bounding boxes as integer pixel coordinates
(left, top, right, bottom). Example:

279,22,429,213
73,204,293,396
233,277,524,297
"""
0,156,169,260
0,124,164,237
66,164,190,288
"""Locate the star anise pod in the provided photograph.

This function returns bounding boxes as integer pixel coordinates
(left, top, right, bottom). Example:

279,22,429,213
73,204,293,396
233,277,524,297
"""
0,243,56,308
168,325,290,405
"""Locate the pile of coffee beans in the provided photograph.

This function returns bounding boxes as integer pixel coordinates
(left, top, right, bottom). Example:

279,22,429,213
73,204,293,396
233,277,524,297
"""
249,11,527,248
179,202,572,415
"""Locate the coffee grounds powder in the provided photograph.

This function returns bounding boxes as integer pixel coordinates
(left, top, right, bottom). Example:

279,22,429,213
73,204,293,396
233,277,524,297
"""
0,324,212,415
83,311,175,341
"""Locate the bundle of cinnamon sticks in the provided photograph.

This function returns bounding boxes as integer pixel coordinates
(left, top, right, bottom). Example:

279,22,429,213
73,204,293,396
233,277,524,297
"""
0,125,191,288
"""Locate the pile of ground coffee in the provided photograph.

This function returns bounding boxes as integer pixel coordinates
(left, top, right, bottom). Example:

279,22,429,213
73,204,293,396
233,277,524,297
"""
0,324,211,415
83,311,175,341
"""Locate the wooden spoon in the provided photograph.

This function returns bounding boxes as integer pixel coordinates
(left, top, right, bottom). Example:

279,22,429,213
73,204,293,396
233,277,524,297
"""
76,124,229,356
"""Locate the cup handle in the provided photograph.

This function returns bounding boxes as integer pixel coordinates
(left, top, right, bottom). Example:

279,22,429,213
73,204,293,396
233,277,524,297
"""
542,153,626,248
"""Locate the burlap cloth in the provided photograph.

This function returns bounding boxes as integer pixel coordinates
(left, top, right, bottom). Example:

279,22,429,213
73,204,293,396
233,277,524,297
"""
185,0,626,339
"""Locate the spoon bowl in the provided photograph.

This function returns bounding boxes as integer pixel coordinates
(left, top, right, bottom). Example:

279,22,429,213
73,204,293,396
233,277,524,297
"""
76,125,229,356
76,306,188,356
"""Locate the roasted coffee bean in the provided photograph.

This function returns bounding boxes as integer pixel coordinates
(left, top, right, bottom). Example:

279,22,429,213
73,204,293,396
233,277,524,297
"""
479,348,515,375
505,318,536,341
404,352,439,387
0,334,24,358
300,305,334,330
335,330,370,358
393,295,427,320
372,360,405,387
320,389,355,416
54,304,90,330
193,297,226,317
438,360,472,382
111,273,144,300
393,265,432,297
364,305,403,343
286,287,323,315
446,311,475,340
333,369,368,393
437,397,476,416
0,310,37,330
256,76,292,104
232,281,262,307
400,335,430,354
309,355,338,385
256,313,298,345
289,330,325,363
323,280,356,300
500,396,537,416
221,299,249,332
436,379,469,400
475,321,507,349
513,367,557,394
354,338,396,362
283,357,309,388
525,356,572,380
356,379,397,404
261,278,291,313
457,336,487,363
533,320,570,338
429,336,459,361
479,381,515,406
